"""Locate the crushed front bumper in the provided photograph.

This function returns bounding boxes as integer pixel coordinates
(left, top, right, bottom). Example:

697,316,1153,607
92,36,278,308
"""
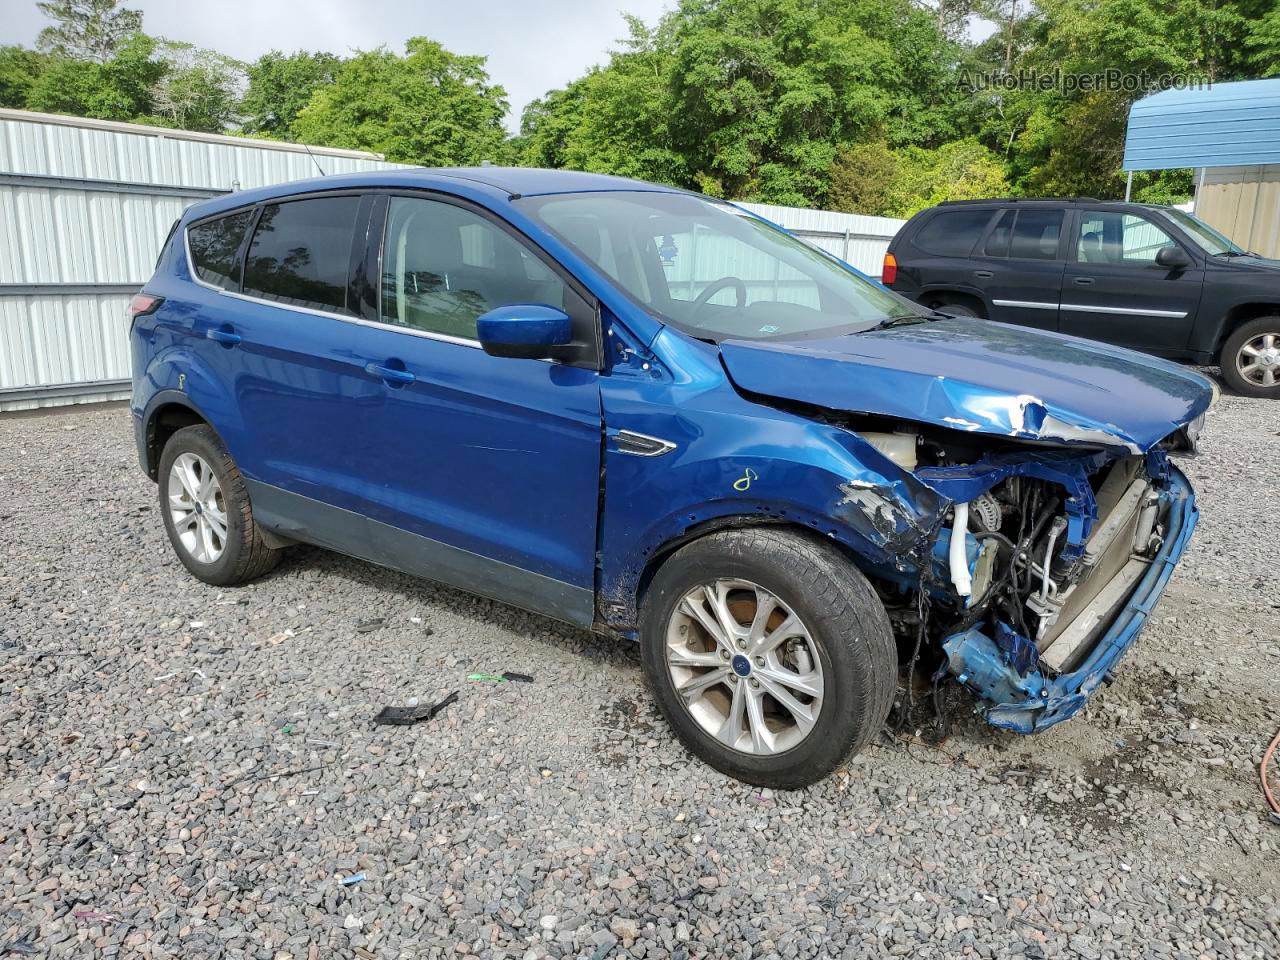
940,463,1197,734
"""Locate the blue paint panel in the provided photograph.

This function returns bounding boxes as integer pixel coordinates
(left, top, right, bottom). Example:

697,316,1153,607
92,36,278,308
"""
719,318,1213,453
1124,78,1280,171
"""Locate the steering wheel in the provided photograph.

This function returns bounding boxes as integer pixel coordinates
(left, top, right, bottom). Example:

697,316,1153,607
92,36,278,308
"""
692,276,747,312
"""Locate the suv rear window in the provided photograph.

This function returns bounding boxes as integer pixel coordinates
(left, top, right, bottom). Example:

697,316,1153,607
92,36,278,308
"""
911,209,994,257
243,196,360,314
188,210,252,291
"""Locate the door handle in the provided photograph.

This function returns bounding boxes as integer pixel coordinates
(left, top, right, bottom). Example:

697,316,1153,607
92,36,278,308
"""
973,270,994,279
206,327,241,346
1073,277,1095,285
365,362,416,385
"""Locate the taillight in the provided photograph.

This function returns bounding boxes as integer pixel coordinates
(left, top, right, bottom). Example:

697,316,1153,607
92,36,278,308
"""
130,293,163,318
881,253,897,286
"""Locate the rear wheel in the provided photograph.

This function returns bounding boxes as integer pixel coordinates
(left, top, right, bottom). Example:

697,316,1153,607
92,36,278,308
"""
640,528,895,788
1220,317,1280,398
158,424,281,585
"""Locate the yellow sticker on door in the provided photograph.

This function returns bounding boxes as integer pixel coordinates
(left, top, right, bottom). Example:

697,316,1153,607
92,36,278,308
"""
733,467,758,492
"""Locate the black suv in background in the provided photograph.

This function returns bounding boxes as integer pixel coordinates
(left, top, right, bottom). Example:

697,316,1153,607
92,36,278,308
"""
883,198,1280,397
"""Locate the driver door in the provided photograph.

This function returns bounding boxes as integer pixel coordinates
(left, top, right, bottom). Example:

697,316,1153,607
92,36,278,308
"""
355,194,604,625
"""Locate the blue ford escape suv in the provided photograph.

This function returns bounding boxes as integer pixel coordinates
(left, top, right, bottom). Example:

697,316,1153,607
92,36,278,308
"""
132,168,1214,787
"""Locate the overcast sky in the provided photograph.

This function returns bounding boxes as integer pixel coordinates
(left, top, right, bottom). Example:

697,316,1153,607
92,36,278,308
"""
8,0,676,132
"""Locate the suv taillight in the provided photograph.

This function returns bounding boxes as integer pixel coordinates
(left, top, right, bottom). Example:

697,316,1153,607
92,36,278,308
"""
881,253,897,286
129,293,163,324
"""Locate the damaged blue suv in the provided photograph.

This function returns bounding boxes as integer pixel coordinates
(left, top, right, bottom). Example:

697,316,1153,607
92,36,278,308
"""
131,169,1214,787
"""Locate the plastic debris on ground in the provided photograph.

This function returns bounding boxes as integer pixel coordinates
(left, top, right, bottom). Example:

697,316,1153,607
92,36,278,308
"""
340,873,366,886
355,618,385,634
372,690,459,726
467,671,535,684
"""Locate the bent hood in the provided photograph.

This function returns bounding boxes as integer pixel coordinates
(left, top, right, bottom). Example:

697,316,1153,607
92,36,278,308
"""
719,318,1214,453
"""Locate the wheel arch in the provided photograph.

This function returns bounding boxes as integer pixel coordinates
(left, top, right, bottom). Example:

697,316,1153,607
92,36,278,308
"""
918,288,988,318
141,392,215,481
605,505,922,638
1214,302,1280,355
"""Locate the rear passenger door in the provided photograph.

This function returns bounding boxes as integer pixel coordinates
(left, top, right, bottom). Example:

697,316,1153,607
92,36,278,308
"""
970,207,1066,331
1059,209,1205,354
205,194,392,526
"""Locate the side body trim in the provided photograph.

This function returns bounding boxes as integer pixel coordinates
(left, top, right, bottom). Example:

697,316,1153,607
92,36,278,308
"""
244,480,595,628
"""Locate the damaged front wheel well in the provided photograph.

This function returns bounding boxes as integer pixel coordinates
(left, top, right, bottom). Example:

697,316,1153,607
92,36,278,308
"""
632,516,891,627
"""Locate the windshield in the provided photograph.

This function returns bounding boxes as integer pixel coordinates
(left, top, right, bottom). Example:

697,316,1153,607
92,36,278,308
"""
516,191,924,341
1161,208,1246,256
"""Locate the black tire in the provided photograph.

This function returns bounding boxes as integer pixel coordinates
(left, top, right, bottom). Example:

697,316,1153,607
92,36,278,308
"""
1219,316,1280,398
158,424,281,586
639,528,895,788
934,300,982,318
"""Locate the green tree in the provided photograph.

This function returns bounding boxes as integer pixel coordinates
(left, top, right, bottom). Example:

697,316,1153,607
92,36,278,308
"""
827,140,900,215
240,50,341,138
151,41,245,133
1248,7,1280,76
35,0,142,62
291,38,508,165
664,0,961,205
0,46,52,108
26,31,163,121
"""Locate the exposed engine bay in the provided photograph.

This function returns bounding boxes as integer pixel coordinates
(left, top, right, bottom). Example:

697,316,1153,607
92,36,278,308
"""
851,420,1198,734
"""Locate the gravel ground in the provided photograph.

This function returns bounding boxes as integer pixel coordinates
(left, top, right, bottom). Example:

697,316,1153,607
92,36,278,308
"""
1,392,1278,960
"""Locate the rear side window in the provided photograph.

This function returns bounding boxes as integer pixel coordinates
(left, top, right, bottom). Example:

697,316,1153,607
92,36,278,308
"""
911,209,994,257
1009,209,1063,260
243,197,360,314
188,210,252,290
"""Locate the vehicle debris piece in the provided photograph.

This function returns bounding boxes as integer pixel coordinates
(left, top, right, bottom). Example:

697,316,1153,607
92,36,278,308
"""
340,873,366,886
501,671,534,683
72,909,116,922
355,618,385,634
466,672,507,683
372,691,459,726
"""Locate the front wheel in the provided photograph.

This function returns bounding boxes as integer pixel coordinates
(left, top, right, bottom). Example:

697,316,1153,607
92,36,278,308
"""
639,528,896,788
1220,317,1280,397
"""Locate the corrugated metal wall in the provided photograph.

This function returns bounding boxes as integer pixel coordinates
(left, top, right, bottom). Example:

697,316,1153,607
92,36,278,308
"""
1196,164,1280,260
0,109,403,411
0,110,903,411
736,202,904,275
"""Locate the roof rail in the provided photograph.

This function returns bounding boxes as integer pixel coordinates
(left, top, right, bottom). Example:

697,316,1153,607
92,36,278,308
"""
937,197,1102,205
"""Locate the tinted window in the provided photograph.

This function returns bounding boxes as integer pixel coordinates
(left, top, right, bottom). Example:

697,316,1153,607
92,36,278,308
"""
380,197,568,340
188,210,251,290
243,197,360,313
983,210,1013,257
1077,212,1177,265
1009,209,1063,260
912,209,994,257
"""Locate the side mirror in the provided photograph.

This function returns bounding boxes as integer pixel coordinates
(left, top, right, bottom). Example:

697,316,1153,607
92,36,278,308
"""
1155,245,1191,270
476,304,572,361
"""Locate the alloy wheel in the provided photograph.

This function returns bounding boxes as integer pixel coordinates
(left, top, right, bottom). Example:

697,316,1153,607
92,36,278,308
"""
664,578,825,755
167,452,228,564
1237,332,1280,388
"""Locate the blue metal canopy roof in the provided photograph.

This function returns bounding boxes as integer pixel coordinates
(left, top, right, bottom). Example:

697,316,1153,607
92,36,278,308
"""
1123,78,1280,171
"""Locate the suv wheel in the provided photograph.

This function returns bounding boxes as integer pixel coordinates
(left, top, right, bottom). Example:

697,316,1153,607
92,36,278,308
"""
933,300,982,319
640,529,895,788
158,424,281,585
1220,317,1280,398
